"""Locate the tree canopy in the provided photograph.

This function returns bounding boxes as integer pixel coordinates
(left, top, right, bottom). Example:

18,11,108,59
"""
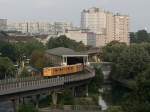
0,57,15,79
130,30,150,43
47,35,88,51
102,41,150,112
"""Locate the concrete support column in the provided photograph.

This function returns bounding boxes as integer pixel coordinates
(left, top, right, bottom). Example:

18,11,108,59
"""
11,98,19,112
52,92,58,106
35,95,40,109
32,95,40,109
71,87,76,97
86,85,89,97
19,97,25,105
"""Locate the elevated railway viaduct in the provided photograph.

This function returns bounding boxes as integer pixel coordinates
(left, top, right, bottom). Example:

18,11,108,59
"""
0,67,95,112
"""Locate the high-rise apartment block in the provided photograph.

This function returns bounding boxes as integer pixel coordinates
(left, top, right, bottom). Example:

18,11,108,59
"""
81,7,130,46
81,8,107,35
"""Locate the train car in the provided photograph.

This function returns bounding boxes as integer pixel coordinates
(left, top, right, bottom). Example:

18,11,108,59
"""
43,64,83,77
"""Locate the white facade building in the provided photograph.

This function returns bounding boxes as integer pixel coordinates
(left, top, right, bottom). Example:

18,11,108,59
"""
81,7,130,46
81,7,107,34
60,30,96,47
114,14,130,44
7,21,73,35
7,21,54,34
54,22,73,34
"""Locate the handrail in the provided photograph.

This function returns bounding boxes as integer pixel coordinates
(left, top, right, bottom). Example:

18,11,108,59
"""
0,68,95,96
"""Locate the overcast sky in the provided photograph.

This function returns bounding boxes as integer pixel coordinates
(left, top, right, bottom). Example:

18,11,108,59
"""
0,0,149,31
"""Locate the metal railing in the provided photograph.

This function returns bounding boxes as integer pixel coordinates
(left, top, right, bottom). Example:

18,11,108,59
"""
0,67,95,96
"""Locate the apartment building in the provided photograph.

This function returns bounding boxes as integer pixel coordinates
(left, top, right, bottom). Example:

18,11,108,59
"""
54,22,73,34
81,7,107,34
114,14,130,44
7,21,54,34
7,21,73,35
81,7,130,46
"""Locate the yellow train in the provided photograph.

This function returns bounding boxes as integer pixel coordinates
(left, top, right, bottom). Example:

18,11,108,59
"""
43,64,84,77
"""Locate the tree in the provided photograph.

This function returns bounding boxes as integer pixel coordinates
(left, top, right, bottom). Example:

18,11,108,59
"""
18,104,38,112
112,44,150,80
20,68,30,78
101,41,127,62
22,39,45,57
60,89,75,105
129,30,150,43
129,32,136,43
47,35,88,51
89,67,104,94
30,50,48,69
0,57,15,79
0,42,17,61
136,30,150,43
106,106,124,112
0,39,45,63
140,42,150,55
122,67,150,112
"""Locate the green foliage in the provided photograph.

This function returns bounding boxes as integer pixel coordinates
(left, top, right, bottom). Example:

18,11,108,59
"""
89,67,104,94
47,35,88,51
0,39,45,62
39,95,52,107
102,42,150,80
30,50,50,69
112,44,150,80
130,30,150,43
0,57,15,79
18,104,38,112
0,41,17,61
59,89,74,105
101,41,127,62
106,106,124,112
122,66,150,112
102,41,150,112
20,68,30,78
22,39,45,57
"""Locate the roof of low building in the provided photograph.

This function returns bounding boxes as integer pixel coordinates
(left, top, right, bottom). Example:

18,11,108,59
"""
81,47,101,54
46,47,87,57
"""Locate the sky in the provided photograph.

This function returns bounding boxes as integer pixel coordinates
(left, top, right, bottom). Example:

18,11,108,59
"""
0,0,149,31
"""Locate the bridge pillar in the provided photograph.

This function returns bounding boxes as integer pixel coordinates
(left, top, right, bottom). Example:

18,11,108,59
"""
11,97,19,112
86,85,89,97
71,87,75,97
52,92,58,106
35,95,40,109
32,95,40,109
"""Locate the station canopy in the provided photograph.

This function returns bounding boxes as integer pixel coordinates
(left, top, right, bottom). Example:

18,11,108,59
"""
46,47,88,65
46,47,88,57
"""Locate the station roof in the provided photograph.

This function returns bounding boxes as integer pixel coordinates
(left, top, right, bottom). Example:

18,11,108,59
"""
46,47,88,57
82,47,102,54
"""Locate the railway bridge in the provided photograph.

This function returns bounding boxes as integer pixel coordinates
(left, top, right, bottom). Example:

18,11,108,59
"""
0,66,95,112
